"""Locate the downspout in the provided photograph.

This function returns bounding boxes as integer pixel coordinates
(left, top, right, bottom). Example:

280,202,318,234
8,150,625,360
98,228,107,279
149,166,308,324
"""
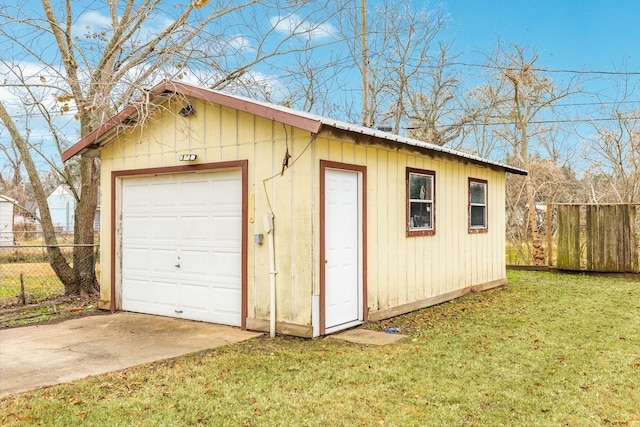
264,213,277,338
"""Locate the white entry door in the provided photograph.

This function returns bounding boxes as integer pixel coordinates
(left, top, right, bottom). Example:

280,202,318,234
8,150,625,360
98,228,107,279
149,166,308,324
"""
324,168,362,332
120,171,242,326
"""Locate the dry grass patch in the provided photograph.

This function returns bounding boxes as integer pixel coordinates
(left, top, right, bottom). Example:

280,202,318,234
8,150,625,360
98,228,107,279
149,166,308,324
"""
1,271,638,426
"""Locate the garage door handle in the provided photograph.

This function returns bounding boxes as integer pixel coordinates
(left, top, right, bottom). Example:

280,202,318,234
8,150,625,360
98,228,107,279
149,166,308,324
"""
175,309,183,314
174,263,180,268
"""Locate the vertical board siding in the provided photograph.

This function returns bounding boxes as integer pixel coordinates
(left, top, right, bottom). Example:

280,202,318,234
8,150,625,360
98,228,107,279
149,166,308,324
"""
100,97,316,327
364,146,379,310
396,152,408,304
377,149,390,310
387,150,399,308
98,94,509,331
287,128,316,325
405,154,417,303
251,118,275,319
272,122,293,323
320,136,507,317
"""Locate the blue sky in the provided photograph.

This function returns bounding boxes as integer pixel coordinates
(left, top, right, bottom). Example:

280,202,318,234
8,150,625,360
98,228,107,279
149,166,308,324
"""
1,0,638,174
441,0,640,72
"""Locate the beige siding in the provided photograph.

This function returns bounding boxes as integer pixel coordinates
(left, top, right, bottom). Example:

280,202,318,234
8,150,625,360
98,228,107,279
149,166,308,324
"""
313,134,506,317
98,95,507,333
99,98,317,327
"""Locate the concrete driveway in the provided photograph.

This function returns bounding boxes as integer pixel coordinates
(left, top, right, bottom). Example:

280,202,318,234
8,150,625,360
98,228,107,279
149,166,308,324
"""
0,312,261,397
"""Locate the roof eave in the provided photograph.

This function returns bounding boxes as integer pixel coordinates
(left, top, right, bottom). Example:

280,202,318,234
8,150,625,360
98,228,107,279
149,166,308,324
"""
318,120,528,176
61,81,323,162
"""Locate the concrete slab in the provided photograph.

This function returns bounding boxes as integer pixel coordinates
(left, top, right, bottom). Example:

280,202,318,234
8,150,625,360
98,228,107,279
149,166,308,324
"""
326,328,407,346
0,312,262,397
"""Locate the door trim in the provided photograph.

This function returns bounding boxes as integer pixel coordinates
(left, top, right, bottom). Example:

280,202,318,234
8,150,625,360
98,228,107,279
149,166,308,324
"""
319,160,367,335
111,160,248,329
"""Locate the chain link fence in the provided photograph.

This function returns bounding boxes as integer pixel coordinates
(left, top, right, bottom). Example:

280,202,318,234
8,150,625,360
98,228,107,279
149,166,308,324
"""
0,231,99,308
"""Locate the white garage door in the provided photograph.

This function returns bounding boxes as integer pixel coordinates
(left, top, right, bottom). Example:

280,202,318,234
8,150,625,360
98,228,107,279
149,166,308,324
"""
121,170,242,326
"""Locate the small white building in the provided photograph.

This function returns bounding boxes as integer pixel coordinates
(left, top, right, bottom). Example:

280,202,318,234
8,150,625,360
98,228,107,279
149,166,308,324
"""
36,185,101,234
47,185,76,234
0,196,15,246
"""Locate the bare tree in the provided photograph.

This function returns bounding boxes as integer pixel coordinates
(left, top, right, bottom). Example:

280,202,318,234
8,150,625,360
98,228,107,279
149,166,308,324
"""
338,0,449,132
405,44,468,147
0,0,345,295
579,74,640,203
475,44,577,265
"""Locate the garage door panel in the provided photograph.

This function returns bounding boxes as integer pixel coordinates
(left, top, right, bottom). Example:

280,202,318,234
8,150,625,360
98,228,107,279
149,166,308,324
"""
122,247,149,271
211,288,241,313
149,216,178,241
181,282,209,310
213,217,242,242
122,216,149,240
122,184,150,208
121,170,242,327
180,181,210,207
150,280,179,307
122,278,151,304
180,216,210,243
212,252,242,278
149,182,179,206
179,250,211,276
148,249,179,274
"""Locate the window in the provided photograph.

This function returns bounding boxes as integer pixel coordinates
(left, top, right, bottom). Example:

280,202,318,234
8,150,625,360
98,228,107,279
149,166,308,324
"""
469,178,487,232
407,168,435,236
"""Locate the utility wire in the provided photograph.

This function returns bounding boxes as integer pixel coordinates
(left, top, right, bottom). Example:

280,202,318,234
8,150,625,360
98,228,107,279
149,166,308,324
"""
405,116,640,130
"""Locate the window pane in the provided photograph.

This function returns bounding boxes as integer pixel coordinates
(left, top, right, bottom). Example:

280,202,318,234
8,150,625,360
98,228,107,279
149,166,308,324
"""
409,174,431,200
470,205,486,227
470,182,486,204
410,201,432,229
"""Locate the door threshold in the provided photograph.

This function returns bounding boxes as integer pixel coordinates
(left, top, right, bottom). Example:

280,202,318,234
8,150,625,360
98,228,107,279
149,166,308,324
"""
325,320,363,335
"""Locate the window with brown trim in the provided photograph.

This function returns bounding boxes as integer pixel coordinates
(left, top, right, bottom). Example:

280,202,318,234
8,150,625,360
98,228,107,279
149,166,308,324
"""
469,178,488,233
407,168,435,236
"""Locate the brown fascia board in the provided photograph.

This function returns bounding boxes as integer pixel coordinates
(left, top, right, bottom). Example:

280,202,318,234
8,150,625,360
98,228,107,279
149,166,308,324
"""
61,81,324,162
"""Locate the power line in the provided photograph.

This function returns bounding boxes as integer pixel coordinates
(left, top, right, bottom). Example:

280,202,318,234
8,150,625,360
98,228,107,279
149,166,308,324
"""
406,116,640,130
447,61,640,76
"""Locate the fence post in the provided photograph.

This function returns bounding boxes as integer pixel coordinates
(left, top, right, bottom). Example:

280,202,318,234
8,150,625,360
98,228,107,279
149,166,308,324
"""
547,204,553,267
19,272,26,305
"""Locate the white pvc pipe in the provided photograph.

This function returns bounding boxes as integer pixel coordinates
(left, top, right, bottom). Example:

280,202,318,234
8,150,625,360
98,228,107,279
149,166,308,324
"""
264,213,277,338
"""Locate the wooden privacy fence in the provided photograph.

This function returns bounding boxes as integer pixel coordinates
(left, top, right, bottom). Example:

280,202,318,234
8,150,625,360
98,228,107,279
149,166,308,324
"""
550,204,639,273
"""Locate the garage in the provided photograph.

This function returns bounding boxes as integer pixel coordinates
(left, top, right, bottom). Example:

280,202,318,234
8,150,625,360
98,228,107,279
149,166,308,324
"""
120,170,243,326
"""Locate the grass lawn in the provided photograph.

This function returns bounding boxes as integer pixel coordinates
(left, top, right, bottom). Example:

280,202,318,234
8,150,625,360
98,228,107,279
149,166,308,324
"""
1,271,638,426
0,262,65,304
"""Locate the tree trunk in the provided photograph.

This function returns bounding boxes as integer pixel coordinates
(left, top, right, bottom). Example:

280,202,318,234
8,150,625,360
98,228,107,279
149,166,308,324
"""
0,101,78,287
524,173,546,265
0,101,98,295
69,156,100,295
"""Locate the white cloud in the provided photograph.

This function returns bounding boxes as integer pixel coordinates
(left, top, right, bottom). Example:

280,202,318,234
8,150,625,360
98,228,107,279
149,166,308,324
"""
71,10,113,36
270,14,337,41
71,10,175,43
226,35,255,53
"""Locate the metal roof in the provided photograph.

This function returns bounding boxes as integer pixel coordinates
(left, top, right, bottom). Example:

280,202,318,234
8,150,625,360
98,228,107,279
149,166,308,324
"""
61,80,527,175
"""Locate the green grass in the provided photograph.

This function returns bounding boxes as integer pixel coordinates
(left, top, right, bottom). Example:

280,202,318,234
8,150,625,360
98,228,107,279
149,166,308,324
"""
1,271,639,426
0,261,100,306
0,262,65,304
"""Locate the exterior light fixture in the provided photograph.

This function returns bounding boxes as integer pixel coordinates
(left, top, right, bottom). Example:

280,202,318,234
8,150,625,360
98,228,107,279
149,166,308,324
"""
179,104,195,116
179,154,197,161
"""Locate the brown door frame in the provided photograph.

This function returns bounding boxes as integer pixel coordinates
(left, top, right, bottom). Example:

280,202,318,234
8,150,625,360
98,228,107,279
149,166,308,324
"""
111,160,248,329
319,160,367,335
